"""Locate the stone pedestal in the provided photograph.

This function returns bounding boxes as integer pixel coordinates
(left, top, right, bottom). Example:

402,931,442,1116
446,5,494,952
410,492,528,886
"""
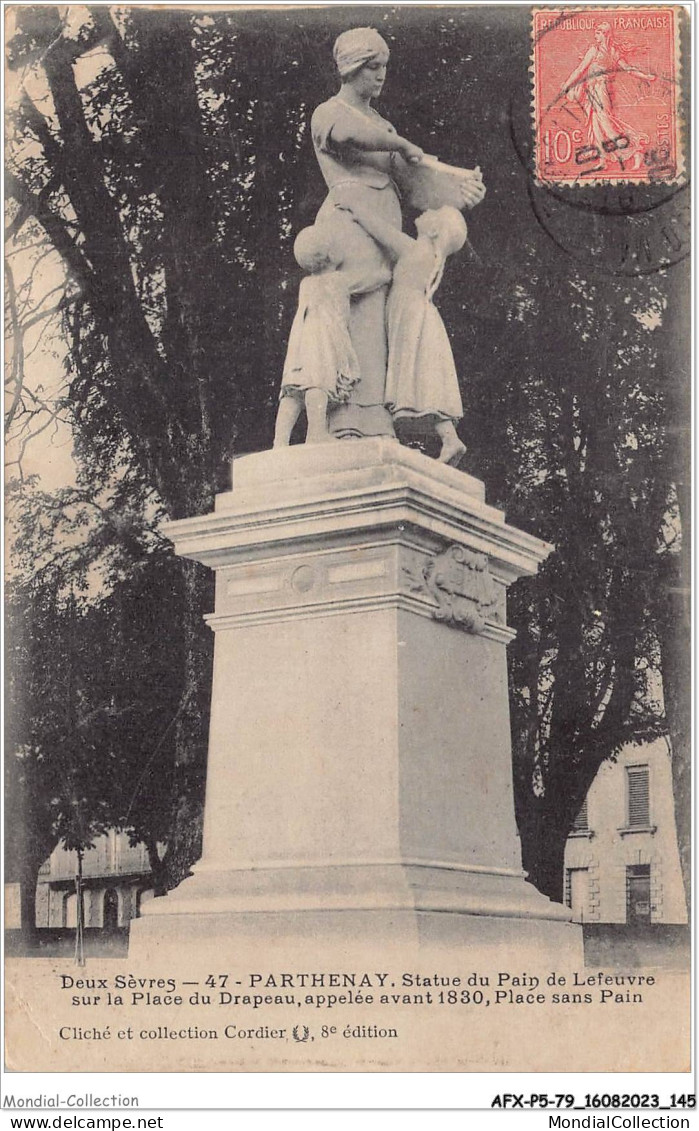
130,439,582,965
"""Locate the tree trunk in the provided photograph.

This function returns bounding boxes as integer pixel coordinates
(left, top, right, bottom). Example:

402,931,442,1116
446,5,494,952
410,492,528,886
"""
161,558,215,891
657,556,691,915
18,864,40,952
517,752,601,905
658,271,691,916
519,807,572,904
143,833,168,898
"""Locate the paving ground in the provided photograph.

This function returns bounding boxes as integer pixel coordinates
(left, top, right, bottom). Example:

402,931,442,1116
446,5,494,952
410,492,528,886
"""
6,923,690,967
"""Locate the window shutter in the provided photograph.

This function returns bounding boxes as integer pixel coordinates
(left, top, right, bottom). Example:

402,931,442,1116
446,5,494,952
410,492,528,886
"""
627,766,650,827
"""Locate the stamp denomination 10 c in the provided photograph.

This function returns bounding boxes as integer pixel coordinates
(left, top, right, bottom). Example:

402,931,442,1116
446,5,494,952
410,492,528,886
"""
532,8,683,185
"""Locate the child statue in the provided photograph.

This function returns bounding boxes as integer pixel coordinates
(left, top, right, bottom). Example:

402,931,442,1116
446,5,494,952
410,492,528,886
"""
273,223,390,447
334,195,469,466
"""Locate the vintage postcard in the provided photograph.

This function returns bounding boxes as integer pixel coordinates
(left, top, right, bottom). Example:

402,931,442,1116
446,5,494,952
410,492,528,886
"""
3,0,692,1092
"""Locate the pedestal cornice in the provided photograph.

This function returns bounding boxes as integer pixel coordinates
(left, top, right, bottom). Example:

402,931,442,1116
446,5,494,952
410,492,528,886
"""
163,439,553,586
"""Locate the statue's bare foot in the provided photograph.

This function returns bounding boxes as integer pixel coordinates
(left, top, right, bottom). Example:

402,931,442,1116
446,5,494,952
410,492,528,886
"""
305,430,334,445
438,437,466,467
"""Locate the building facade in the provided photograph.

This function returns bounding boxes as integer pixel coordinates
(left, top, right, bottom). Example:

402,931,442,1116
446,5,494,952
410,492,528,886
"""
563,738,687,925
35,830,156,929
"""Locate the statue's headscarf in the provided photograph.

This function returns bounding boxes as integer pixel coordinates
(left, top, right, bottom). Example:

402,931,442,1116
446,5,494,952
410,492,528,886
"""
333,27,389,80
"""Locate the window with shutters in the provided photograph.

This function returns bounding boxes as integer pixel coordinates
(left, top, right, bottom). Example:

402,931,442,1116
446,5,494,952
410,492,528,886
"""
626,765,650,828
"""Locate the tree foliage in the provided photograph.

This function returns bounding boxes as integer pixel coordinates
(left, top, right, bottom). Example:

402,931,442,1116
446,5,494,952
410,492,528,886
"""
6,7,689,905
5,474,188,942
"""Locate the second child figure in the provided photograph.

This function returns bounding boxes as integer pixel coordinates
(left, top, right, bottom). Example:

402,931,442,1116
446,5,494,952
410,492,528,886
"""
274,223,389,447
335,194,468,465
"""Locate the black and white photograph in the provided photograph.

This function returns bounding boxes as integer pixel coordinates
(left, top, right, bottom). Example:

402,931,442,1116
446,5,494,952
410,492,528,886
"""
3,0,692,1096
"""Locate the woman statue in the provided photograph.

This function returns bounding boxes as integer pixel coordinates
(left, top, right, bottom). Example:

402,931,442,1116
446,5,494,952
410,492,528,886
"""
311,27,485,438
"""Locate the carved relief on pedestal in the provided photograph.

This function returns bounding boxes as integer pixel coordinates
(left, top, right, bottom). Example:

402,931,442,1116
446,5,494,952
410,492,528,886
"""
289,563,322,594
404,544,505,634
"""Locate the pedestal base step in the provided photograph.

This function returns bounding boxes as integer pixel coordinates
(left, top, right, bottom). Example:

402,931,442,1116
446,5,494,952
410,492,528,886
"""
130,906,583,968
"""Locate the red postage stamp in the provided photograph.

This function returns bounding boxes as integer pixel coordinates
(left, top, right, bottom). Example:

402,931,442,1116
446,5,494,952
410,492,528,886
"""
532,7,683,184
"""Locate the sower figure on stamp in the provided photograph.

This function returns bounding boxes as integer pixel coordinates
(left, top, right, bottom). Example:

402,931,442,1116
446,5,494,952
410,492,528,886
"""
561,21,658,172
335,191,469,466
310,27,485,439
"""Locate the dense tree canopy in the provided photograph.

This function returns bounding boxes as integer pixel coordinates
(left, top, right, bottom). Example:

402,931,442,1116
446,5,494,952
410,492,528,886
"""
5,6,689,907
5,475,187,942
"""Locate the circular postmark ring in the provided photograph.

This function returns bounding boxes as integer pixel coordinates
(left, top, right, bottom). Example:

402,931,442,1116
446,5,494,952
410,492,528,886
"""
527,176,689,277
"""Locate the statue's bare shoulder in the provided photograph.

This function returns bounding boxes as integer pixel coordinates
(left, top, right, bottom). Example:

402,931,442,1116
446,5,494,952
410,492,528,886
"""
311,97,344,152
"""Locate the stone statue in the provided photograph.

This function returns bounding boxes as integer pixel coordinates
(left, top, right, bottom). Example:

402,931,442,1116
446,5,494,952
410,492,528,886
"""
275,26,485,448
336,195,469,465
